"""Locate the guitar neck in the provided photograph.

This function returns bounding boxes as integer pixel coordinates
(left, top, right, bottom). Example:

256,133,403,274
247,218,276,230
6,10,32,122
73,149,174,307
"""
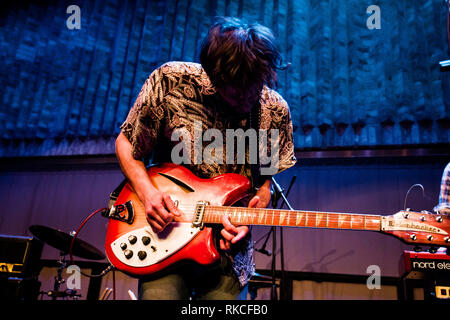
203,206,382,232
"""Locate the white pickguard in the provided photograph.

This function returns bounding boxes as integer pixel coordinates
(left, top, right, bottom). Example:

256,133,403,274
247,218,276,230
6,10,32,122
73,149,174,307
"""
110,222,201,268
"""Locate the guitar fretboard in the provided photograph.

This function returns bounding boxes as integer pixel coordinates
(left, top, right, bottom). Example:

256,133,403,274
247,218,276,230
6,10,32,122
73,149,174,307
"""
203,206,382,231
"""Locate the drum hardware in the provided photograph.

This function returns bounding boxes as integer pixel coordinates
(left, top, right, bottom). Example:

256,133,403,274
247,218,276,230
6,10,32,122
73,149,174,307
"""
29,225,105,300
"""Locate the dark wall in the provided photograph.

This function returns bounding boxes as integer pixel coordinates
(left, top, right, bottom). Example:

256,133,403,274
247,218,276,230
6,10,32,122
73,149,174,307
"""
1,0,449,157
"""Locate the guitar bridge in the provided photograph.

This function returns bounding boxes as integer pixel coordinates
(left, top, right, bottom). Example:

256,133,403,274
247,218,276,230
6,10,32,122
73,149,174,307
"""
192,201,208,229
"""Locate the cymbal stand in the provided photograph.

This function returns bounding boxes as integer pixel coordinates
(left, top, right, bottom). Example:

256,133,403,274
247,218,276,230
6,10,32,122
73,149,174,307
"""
53,251,67,299
273,176,296,300
40,251,81,300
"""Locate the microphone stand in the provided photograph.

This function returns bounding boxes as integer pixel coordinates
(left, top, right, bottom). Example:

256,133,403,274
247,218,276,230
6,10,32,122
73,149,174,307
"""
265,175,296,300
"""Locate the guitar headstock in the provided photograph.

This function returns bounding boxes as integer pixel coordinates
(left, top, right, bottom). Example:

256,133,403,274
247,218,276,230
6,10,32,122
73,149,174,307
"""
381,210,450,248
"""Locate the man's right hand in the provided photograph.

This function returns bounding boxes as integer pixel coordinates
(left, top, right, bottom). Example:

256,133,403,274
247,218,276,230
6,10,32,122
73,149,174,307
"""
115,132,182,234
142,189,182,233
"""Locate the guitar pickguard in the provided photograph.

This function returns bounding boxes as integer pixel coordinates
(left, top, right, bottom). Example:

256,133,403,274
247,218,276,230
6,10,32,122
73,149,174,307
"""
110,223,201,268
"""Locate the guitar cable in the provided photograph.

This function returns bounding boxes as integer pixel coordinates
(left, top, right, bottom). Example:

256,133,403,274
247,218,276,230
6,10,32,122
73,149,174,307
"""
67,180,130,299
69,207,116,279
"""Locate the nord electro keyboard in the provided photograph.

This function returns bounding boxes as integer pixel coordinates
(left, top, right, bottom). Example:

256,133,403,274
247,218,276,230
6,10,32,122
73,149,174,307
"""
403,248,450,299
404,248,450,274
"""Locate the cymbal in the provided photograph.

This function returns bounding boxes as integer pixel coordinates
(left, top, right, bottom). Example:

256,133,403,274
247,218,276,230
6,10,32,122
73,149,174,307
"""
29,225,105,261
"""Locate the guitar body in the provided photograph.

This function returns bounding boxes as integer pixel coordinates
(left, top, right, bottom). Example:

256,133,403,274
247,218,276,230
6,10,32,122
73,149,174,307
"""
104,163,252,277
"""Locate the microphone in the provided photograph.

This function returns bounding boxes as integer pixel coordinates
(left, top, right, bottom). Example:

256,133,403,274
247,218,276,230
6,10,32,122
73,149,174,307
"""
255,248,272,256
271,182,282,208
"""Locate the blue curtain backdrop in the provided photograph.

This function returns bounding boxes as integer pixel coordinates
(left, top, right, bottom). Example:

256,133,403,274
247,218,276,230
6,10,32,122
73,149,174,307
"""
0,0,449,157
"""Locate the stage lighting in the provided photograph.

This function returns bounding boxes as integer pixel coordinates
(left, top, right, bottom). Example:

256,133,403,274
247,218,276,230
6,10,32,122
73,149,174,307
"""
439,59,450,71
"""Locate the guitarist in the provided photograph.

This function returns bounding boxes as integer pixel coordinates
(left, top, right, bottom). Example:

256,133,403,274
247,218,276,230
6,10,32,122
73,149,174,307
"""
115,16,296,300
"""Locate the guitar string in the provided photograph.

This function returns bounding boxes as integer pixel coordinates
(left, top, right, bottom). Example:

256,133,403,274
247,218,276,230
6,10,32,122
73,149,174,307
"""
130,205,383,228
171,205,440,223
126,201,432,220
133,205,384,217
134,206,383,220
166,203,384,216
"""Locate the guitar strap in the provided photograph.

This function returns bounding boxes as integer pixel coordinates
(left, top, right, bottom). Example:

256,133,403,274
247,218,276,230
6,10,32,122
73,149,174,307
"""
249,101,262,191
109,178,127,202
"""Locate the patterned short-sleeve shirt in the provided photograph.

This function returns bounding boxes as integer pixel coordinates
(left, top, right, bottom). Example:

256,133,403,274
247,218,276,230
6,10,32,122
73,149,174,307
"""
435,162,450,214
121,61,296,286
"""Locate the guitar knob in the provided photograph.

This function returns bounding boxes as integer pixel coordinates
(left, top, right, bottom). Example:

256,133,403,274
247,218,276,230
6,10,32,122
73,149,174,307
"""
444,237,450,243
138,251,147,260
128,235,137,244
410,234,417,241
124,250,133,259
436,216,443,223
142,236,151,246
427,235,433,241
120,243,127,250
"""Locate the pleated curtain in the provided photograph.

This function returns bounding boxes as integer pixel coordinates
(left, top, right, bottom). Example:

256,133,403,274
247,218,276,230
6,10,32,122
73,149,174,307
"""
0,0,449,157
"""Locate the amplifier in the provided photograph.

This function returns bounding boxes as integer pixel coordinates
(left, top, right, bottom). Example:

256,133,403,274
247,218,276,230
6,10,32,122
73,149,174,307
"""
0,234,43,278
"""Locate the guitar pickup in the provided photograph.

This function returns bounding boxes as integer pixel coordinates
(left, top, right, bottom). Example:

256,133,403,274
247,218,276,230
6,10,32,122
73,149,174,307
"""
102,201,135,225
192,201,208,229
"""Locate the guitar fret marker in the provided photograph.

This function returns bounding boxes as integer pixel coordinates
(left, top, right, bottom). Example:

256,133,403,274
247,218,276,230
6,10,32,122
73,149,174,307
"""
296,212,300,226
258,211,264,225
279,210,285,225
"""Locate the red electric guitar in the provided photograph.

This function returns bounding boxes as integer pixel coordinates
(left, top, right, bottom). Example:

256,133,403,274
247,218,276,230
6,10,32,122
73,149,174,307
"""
104,163,450,277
